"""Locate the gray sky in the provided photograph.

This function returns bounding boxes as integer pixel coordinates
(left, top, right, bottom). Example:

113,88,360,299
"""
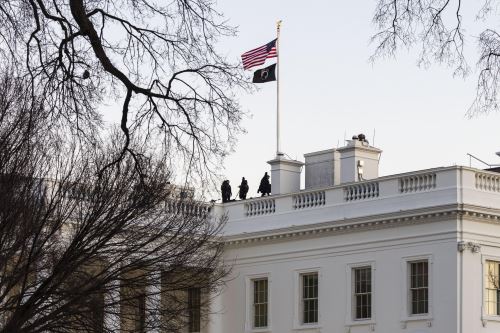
96,1,500,199
213,0,500,198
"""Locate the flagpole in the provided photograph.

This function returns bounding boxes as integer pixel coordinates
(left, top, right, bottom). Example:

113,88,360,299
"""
276,20,282,157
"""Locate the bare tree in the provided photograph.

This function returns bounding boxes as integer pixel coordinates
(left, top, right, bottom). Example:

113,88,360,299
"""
370,0,500,115
0,0,249,182
0,71,227,333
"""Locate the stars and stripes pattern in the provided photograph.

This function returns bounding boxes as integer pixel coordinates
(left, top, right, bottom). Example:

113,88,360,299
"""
241,39,277,70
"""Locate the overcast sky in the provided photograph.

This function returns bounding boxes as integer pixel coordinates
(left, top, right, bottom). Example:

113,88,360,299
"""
95,1,500,198
205,0,500,198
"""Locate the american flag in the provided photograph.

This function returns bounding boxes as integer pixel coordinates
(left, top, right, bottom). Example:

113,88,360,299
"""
241,39,277,70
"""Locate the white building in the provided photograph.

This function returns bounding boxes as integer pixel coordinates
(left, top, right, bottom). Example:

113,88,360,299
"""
209,135,500,333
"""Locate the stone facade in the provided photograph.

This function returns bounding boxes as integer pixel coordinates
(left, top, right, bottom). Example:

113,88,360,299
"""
209,141,500,333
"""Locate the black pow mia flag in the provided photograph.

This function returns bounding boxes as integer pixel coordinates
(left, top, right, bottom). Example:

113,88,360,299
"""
252,63,276,83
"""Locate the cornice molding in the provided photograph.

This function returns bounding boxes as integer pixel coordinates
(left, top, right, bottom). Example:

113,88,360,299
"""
224,205,500,246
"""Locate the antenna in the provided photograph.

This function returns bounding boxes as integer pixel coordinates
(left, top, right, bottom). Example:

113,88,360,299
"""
372,128,376,147
467,153,500,168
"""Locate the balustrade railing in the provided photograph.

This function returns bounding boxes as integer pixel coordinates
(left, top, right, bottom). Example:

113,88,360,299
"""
219,168,500,220
245,198,276,216
165,199,211,218
344,181,379,201
293,190,326,209
399,173,436,193
476,172,500,192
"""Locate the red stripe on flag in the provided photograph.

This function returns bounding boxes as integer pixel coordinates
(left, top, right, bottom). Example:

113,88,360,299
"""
241,41,277,70
242,46,267,58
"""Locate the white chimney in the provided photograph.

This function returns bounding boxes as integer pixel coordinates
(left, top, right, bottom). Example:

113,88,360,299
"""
337,135,381,183
304,148,340,189
267,155,304,195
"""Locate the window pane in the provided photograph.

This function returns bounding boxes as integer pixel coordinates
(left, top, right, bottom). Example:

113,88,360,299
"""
486,261,500,315
253,279,268,328
120,280,146,333
302,273,318,324
410,260,428,315
353,267,371,319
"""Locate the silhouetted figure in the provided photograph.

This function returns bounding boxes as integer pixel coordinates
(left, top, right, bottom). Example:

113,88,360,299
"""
352,133,369,144
238,177,249,200
257,172,271,197
221,180,232,203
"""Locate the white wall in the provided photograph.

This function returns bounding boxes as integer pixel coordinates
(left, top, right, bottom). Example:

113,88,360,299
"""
209,166,500,333
459,218,500,333
215,220,458,333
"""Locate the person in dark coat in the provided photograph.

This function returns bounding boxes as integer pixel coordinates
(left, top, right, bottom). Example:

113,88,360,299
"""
238,177,249,200
257,172,271,196
221,180,232,203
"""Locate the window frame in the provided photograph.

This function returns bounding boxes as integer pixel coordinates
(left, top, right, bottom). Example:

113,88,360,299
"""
245,273,271,333
119,278,146,333
400,255,433,324
293,268,322,329
252,279,268,329
352,266,372,320
482,255,500,324
345,261,376,326
408,260,429,316
302,272,319,324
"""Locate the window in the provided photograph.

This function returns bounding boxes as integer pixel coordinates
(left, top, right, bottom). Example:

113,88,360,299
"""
485,260,500,315
137,294,146,333
245,275,270,331
409,260,428,315
253,279,268,328
301,273,318,324
188,288,201,332
353,266,371,320
88,291,105,333
120,279,146,333
64,270,105,333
